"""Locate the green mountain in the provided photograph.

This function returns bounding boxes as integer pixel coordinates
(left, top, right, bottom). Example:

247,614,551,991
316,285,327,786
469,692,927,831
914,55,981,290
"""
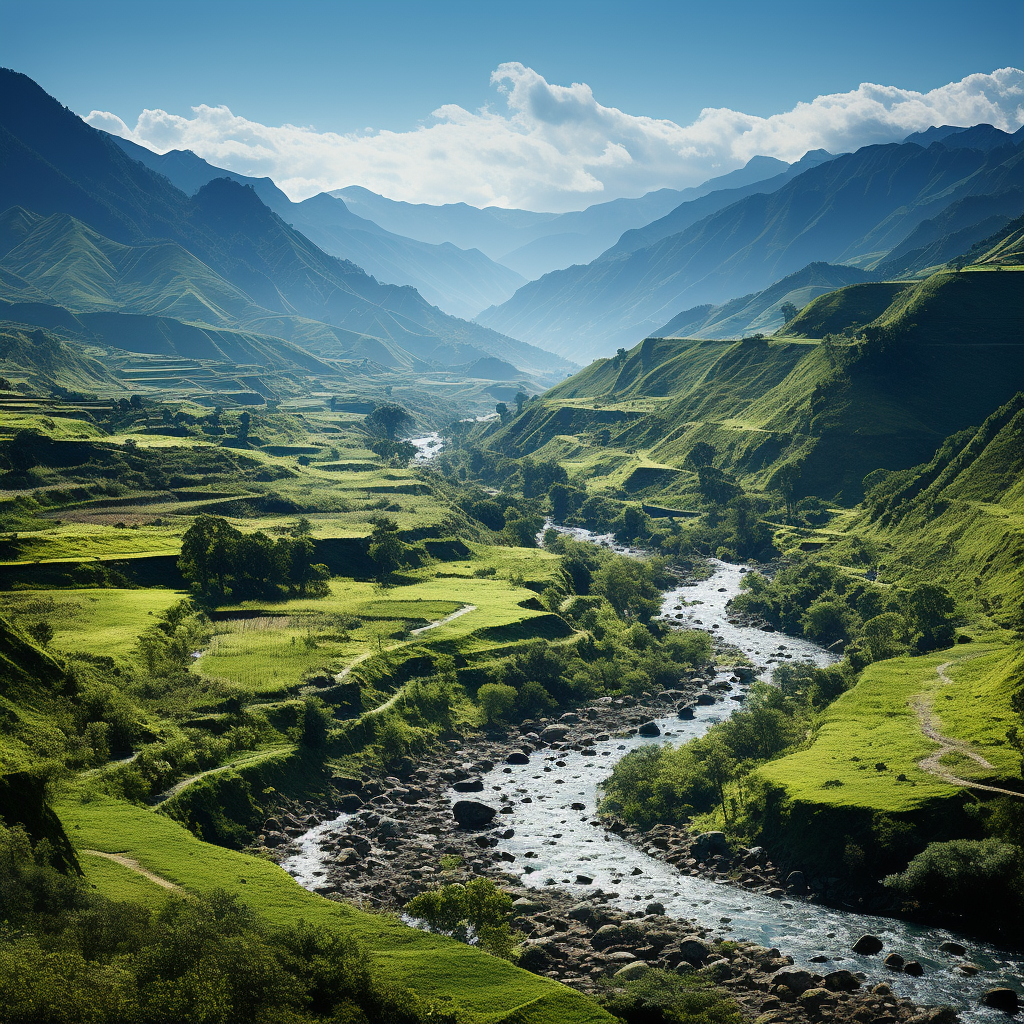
108,136,527,321
0,70,572,379
864,391,1024,629
477,136,1024,360
491,269,1024,502
654,262,872,340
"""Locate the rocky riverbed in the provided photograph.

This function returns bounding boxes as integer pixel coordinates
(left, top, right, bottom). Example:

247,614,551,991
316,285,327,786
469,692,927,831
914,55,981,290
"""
255,678,994,1023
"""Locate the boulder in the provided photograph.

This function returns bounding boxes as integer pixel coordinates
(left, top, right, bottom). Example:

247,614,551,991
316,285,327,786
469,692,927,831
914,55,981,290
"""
452,800,497,829
982,989,1020,1013
575,873,594,884
678,938,713,965
541,725,570,741
645,902,666,916
511,897,546,914
335,848,359,866
939,940,966,955
638,721,661,737
591,924,622,950
696,693,716,706
771,969,815,995
785,870,806,893
615,961,652,981
336,793,363,812
453,777,484,793
823,969,861,992
884,953,905,970
677,705,696,720
507,751,530,765
903,961,925,976
852,934,884,955
797,988,836,1010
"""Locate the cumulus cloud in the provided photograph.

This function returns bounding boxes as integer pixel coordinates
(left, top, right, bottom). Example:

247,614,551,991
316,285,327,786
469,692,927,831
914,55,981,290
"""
86,64,1024,211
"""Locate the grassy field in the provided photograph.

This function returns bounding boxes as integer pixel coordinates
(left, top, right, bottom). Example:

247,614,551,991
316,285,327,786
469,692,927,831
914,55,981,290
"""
61,792,612,1023
759,641,1018,811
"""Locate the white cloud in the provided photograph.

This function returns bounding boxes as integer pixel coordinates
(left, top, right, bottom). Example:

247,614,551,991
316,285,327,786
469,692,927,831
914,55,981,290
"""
86,64,1024,211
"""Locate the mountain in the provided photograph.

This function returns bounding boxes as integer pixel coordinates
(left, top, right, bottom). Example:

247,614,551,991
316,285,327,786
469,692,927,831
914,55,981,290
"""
0,69,573,380
654,262,874,340
876,189,1024,277
477,136,1024,360
0,321,124,392
333,156,799,279
107,136,526,320
903,123,1024,151
487,268,1024,503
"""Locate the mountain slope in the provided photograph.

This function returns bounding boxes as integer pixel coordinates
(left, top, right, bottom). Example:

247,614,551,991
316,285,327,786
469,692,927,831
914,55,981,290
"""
654,262,873,340
488,269,1024,502
0,70,571,377
108,136,526,320
477,138,1024,360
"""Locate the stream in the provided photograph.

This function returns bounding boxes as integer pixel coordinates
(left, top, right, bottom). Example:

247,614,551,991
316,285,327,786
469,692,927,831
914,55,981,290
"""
285,531,1023,1016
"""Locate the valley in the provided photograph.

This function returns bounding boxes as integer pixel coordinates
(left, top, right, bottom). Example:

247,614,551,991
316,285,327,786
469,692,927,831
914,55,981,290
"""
1,60,1023,1024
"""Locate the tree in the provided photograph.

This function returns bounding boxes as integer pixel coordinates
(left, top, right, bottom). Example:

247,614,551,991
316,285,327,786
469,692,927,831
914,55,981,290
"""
779,301,799,323
365,403,412,440
771,462,802,522
514,390,529,415
697,736,735,823
299,695,332,749
861,612,910,662
178,514,237,600
495,402,509,423
612,347,628,367
237,411,251,441
367,515,405,577
478,683,517,725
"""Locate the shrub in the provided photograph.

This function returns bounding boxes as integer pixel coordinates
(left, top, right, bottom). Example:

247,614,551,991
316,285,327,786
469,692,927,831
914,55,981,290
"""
884,838,1024,925
478,683,517,725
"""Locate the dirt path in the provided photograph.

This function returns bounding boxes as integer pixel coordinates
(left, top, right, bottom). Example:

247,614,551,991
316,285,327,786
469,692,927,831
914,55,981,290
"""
81,850,182,891
913,660,1023,798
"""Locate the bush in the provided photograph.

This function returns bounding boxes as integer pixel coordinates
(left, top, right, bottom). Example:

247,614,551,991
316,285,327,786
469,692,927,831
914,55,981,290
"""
600,968,741,1024
406,879,519,960
884,838,1024,926
478,683,517,725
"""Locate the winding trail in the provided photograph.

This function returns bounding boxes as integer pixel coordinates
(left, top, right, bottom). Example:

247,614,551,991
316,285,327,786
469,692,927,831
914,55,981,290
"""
81,850,182,891
913,660,1023,798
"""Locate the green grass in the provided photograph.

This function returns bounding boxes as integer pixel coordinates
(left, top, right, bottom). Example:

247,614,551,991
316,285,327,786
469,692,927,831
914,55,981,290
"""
759,642,1016,811
61,792,612,1023
5,587,186,658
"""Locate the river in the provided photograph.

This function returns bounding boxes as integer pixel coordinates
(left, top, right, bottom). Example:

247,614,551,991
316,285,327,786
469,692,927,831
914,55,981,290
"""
285,532,1023,1016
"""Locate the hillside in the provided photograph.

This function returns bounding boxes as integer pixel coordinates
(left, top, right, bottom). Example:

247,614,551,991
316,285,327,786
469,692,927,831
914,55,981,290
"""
477,137,1024,360
109,136,527,321
655,262,873,339
488,269,1024,502
0,70,572,379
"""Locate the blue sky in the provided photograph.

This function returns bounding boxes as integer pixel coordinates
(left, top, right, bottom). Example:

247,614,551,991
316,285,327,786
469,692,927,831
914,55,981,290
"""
3,0,1022,209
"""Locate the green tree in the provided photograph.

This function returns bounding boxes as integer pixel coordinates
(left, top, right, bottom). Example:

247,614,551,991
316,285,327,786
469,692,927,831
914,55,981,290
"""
514,390,529,415
299,695,332,749
178,514,238,600
367,515,405,577
779,300,799,323
697,736,736,822
237,411,251,440
365,402,412,440
478,683,517,725
495,402,509,423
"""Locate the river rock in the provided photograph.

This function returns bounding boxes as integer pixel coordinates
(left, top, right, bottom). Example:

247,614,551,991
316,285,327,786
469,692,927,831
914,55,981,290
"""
884,953,905,970
591,924,622,950
785,870,806,894
982,988,1020,1013
452,800,497,829
645,901,665,916
506,751,530,765
453,777,484,793
772,969,815,995
939,940,966,955
335,848,359,866
852,934,884,955
615,961,652,981
541,725,570,741
904,960,925,976
823,969,860,991
336,793,363,812
678,938,713,965
637,721,661,737
575,873,594,884
692,831,730,857
797,988,836,1010
677,705,695,719
695,693,716,706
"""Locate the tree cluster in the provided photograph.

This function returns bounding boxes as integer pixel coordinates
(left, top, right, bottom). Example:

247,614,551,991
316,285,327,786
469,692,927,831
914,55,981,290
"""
178,514,331,603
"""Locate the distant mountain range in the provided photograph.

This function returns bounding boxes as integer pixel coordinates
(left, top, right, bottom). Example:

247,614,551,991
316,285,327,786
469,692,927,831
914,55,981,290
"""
105,136,526,321
476,125,1024,360
333,155,818,280
0,69,573,380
